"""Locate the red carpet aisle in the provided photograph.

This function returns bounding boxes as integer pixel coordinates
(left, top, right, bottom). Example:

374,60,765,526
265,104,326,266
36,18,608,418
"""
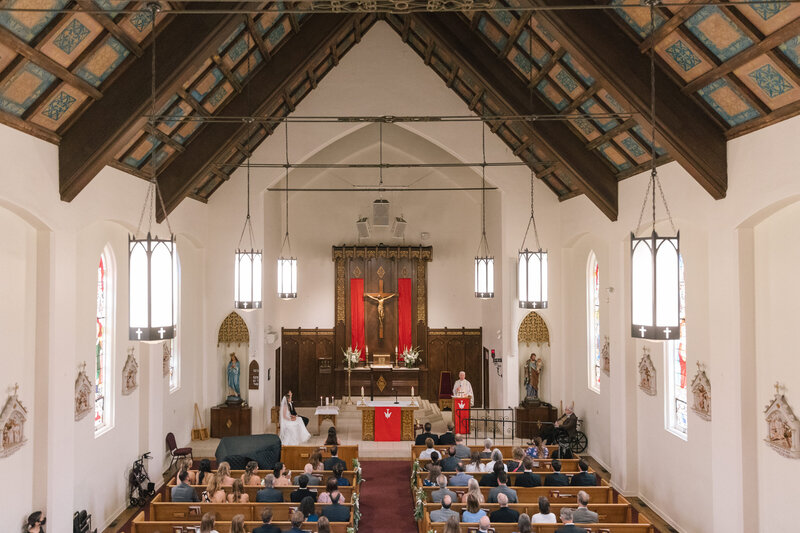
357,460,418,533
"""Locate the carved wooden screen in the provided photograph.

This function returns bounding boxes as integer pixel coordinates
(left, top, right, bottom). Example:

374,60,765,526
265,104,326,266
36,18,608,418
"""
426,328,484,408
280,329,335,406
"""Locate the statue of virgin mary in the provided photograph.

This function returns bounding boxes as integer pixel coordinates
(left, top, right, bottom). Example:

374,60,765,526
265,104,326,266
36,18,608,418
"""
227,352,241,402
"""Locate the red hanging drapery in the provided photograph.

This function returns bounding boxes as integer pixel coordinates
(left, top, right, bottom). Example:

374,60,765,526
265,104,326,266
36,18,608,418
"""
398,278,412,357
350,278,365,360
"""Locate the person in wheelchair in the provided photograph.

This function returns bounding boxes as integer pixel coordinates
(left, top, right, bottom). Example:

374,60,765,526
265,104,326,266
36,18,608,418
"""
541,404,577,444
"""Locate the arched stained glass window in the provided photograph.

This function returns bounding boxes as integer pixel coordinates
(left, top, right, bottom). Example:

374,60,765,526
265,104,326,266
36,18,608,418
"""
588,252,601,393
667,256,687,437
95,250,114,434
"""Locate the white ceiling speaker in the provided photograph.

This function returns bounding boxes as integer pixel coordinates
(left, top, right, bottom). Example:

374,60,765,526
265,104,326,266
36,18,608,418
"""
391,216,407,238
372,198,390,227
356,217,370,239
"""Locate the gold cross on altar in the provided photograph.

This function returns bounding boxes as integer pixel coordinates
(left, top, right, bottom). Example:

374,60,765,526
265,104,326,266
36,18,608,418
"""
364,279,396,338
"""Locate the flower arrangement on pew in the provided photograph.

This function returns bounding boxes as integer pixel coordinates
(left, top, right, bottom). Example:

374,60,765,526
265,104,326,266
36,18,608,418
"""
413,485,426,521
410,459,420,493
352,492,361,531
401,346,421,368
352,458,363,486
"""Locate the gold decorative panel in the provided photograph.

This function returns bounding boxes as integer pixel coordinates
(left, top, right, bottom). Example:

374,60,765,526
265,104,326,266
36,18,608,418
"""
518,311,550,346
218,311,249,345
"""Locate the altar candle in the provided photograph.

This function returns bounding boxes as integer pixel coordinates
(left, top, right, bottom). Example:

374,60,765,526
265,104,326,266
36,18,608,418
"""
366,345,369,355
361,386,364,397
320,396,323,406
325,397,329,405
395,345,398,354
411,386,414,397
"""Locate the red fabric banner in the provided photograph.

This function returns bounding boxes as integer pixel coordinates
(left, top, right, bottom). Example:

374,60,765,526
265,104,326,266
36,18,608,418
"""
350,278,365,360
398,278,412,358
454,399,471,434
375,406,402,441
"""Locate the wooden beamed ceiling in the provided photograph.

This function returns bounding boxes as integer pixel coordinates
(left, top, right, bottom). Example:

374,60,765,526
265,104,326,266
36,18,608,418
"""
0,2,797,220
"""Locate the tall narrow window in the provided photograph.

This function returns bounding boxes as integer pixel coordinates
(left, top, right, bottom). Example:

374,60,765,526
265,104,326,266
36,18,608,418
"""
587,252,601,393
666,256,687,437
95,251,113,433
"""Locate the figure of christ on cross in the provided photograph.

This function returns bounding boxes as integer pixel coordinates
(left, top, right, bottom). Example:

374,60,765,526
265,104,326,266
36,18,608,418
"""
364,279,396,338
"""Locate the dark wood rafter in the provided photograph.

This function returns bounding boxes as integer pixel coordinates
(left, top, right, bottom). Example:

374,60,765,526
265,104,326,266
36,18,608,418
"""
144,124,185,152
176,88,210,117
414,13,618,219
726,99,800,139
0,25,103,100
74,0,144,57
585,118,638,150
500,11,533,58
157,14,360,219
108,159,153,180
211,55,244,93
0,108,61,144
245,15,271,61
561,85,599,114
527,0,727,200
617,154,674,181
59,2,249,203
638,1,705,52
528,48,566,88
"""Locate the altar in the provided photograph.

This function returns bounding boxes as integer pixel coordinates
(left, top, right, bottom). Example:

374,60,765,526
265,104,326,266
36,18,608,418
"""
357,400,418,441
346,365,420,398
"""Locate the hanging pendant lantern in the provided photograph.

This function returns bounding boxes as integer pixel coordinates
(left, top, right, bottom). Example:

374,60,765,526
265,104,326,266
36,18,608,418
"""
474,112,493,299
518,171,547,309
630,1,680,340
278,120,297,299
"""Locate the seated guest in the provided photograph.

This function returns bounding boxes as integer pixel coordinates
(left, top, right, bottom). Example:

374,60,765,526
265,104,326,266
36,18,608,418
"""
572,490,599,523
439,422,456,445
542,405,578,444
555,507,585,533
324,426,342,446
320,492,351,522
290,474,318,502
316,516,331,533
216,461,236,485
449,463,472,486
427,451,442,472
332,463,351,486
272,462,291,486
570,460,597,486
461,477,484,504
441,446,461,472
318,477,343,504
298,495,319,522
477,516,492,533
525,436,549,466
485,449,508,474
515,456,541,487
461,493,487,523
488,471,518,503
419,438,437,459
465,451,486,472
517,513,533,533
203,472,226,503
309,450,325,471
544,459,569,486
25,512,45,533
230,514,246,533
443,515,461,533
432,474,458,503
294,464,321,487
507,446,525,472
255,474,283,502
489,492,520,523
252,508,281,533
286,511,307,533
454,433,471,459
479,461,504,487
531,496,556,523
415,422,439,445
199,512,218,533
430,494,459,523
241,460,262,486
323,446,347,471
171,470,200,502
479,438,493,458
227,479,250,502
424,465,442,487
177,457,197,484
196,458,212,486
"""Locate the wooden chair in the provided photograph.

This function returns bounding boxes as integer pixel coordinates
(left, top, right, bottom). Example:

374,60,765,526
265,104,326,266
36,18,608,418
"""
438,371,453,411
166,432,192,471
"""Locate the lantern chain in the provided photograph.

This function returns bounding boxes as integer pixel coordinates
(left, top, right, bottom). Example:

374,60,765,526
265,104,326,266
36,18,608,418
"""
237,18,255,251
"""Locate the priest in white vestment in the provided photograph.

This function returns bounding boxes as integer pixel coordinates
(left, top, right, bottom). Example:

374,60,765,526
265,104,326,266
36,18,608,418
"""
453,371,474,406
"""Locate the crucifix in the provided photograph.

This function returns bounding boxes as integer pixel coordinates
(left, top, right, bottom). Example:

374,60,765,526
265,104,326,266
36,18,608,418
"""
364,279,396,338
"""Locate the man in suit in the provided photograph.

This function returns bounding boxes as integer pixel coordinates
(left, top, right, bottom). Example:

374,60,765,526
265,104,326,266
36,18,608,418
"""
255,474,284,502
321,494,351,522
477,516,492,533
431,475,458,503
515,456,541,488
454,434,471,459
293,464,321,487
290,474,318,503
430,494,459,523
487,472,518,503
572,490,599,523
555,507,586,532
171,470,199,502
440,446,461,472
415,422,439,445
479,461,504,487
544,459,570,487
543,404,578,444
286,511,307,533
448,463,472,486
323,446,347,471
570,460,597,486
438,422,456,445
489,493,520,523
252,508,281,533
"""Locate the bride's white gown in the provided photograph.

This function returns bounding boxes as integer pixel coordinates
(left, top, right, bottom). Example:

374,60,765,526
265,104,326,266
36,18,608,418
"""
279,397,311,445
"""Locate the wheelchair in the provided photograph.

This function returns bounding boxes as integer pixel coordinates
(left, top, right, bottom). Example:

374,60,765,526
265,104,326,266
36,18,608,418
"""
553,419,588,454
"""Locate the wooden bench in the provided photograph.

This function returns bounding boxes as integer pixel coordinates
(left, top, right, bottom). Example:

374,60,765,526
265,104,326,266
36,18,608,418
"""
415,471,601,488
428,522,654,533
421,503,635,523
419,485,618,504
281,445,359,470
417,457,582,472
131,512,351,533
163,484,355,503
149,494,354,522
172,470,358,487
411,444,562,459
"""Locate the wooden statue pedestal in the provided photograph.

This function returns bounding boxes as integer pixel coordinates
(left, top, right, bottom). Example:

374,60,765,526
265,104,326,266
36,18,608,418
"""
210,404,252,438
515,402,557,440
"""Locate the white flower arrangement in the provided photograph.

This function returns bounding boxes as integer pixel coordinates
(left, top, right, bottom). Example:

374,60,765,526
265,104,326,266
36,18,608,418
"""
402,346,421,368
343,346,361,367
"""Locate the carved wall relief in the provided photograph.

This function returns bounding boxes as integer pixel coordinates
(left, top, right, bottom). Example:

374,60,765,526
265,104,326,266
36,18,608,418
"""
122,346,139,396
690,362,711,421
1,384,27,457
75,363,93,421
638,346,657,396
764,383,800,459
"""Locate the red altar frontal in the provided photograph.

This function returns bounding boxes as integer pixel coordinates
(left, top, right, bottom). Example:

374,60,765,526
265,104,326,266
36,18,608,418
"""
357,400,419,441
454,396,471,434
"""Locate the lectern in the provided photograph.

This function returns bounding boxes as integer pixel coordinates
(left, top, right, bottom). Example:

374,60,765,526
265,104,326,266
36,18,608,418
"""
454,395,471,434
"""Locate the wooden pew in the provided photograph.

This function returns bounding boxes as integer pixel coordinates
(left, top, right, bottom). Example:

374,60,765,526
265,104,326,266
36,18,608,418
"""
172,470,358,487
417,457,582,472
411,444,562,459
421,503,635,523
131,512,352,533
149,494,354,522
428,523,654,533
415,471,603,487
163,484,355,503
281,445,359,470
419,485,619,504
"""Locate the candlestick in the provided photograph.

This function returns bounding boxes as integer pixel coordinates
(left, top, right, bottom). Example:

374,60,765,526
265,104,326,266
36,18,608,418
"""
395,345,398,354
411,386,414,397
361,386,364,397
320,396,323,406
325,397,329,406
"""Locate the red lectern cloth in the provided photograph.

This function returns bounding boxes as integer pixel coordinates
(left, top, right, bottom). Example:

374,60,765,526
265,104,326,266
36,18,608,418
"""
375,406,402,441
454,399,470,434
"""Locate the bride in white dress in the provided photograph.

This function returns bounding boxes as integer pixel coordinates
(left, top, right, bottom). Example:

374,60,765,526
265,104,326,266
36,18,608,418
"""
279,390,311,445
